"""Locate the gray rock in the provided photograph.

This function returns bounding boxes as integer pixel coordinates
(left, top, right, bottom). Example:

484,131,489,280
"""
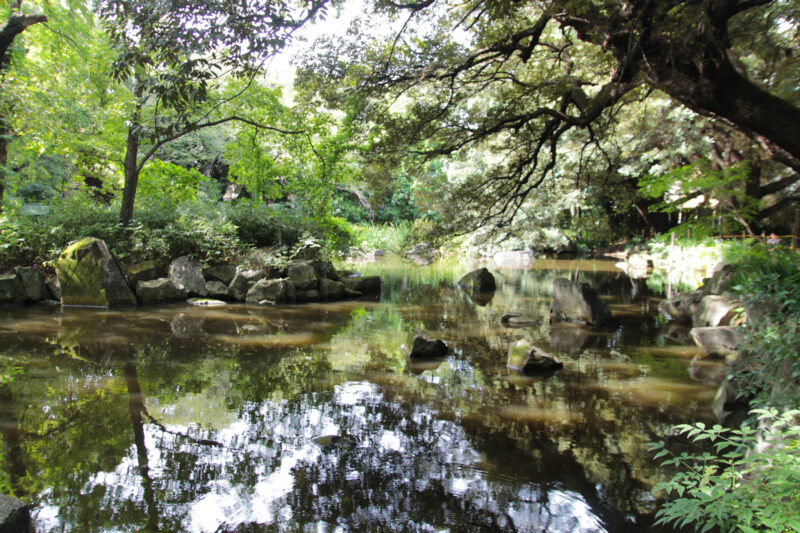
296,289,321,302
228,268,265,301
45,276,61,301
549,278,612,325
15,267,47,301
344,276,382,295
458,267,497,292
288,260,318,290
0,274,27,304
408,335,448,358
658,293,699,323
692,294,740,327
56,237,137,307
319,278,345,301
706,264,738,295
691,326,744,359
203,264,237,285
507,339,563,374
136,278,188,304
126,260,164,285
169,256,208,297
0,493,30,533
205,280,230,299
246,278,295,304
689,356,727,386
312,259,340,281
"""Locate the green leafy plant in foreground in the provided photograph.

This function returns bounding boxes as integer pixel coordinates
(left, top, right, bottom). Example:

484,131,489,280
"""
649,409,800,532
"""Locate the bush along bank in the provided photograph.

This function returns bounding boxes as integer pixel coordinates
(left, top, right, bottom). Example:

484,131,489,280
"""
652,243,800,532
1,237,381,307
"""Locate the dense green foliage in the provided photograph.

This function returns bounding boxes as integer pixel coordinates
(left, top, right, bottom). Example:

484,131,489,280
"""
650,410,800,532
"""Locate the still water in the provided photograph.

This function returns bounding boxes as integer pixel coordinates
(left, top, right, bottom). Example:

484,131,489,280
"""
0,259,717,532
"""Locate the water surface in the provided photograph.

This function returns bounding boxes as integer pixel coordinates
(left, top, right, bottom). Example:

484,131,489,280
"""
0,259,716,532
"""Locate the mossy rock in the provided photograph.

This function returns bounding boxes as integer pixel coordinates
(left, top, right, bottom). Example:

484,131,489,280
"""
56,238,136,307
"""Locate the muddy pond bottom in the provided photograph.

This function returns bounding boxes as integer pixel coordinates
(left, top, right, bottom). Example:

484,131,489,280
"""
0,259,716,532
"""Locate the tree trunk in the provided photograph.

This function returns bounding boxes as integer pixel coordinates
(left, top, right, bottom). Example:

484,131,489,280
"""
124,363,160,532
794,206,800,250
0,12,48,210
654,60,800,168
119,124,141,226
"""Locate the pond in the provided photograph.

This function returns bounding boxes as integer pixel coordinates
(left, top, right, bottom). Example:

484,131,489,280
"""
0,258,718,532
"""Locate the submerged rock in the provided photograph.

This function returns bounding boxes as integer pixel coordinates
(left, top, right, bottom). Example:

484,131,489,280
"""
549,278,612,325
56,238,136,307
507,339,563,375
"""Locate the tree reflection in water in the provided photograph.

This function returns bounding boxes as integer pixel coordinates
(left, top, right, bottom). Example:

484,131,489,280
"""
0,260,710,532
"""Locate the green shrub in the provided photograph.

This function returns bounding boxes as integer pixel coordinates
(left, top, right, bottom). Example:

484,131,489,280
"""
650,409,800,532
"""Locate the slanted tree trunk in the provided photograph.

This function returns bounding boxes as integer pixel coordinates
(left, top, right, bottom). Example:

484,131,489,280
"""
0,11,48,211
119,123,141,226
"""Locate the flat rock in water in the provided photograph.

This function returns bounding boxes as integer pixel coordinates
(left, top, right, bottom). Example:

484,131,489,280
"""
507,339,563,375
136,278,187,304
187,298,227,307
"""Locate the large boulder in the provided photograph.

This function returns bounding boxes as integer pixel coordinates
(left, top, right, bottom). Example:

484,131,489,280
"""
296,289,321,302
692,294,740,327
458,267,497,293
288,260,318,290
0,494,30,533
0,274,26,304
549,278,612,325
507,339,563,374
706,264,738,295
15,267,47,301
319,278,345,301
203,264,237,285
691,326,744,359
136,278,187,304
205,280,230,300
246,278,296,304
56,238,136,307
169,256,207,297
126,260,164,285
45,275,61,300
228,268,265,300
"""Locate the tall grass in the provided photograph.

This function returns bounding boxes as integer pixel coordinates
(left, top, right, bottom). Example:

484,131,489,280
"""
351,221,411,254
